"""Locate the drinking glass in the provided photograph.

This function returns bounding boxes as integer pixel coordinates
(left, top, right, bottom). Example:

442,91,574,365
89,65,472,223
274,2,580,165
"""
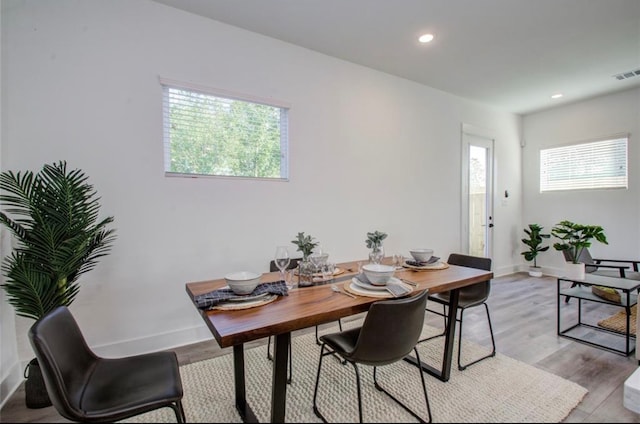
309,245,325,273
284,268,296,289
394,254,405,269
322,262,336,282
274,246,291,285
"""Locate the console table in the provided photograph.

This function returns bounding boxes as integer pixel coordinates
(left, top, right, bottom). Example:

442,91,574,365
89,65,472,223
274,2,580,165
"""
557,274,640,356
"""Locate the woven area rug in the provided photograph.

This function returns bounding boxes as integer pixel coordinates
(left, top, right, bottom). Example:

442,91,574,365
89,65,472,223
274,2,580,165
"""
598,304,637,335
123,324,587,423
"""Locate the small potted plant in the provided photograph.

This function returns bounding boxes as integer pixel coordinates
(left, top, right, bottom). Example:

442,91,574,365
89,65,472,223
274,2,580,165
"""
521,224,550,277
551,220,608,279
366,230,387,264
291,232,319,286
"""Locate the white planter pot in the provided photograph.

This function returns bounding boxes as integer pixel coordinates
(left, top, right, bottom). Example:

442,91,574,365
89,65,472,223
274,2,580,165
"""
528,266,543,277
564,262,585,280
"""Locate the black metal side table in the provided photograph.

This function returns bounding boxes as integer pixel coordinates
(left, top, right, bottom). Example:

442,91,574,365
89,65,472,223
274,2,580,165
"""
557,274,640,356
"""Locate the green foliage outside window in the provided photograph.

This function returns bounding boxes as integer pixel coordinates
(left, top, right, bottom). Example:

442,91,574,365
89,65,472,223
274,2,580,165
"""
165,87,287,178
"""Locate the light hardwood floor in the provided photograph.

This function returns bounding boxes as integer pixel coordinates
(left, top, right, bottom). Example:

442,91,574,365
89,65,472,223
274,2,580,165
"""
1,272,639,422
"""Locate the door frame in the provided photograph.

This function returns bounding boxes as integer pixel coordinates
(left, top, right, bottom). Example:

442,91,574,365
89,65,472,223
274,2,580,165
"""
460,123,495,258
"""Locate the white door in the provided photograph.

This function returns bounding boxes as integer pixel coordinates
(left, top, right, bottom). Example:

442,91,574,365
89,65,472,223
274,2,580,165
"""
461,126,494,258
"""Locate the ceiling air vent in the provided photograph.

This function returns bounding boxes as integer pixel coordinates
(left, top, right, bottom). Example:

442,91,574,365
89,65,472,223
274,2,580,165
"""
613,68,640,80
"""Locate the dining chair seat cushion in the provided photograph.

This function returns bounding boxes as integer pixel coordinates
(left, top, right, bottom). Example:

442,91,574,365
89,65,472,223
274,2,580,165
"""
319,327,360,358
429,282,489,309
81,352,183,419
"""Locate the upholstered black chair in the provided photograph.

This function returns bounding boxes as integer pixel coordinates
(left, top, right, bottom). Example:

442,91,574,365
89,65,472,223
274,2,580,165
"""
313,290,432,423
422,253,496,371
28,306,186,423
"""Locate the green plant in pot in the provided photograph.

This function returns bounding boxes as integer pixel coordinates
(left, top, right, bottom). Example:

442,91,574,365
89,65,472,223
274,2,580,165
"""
291,232,318,286
551,220,607,280
0,161,116,408
521,224,550,277
365,230,387,264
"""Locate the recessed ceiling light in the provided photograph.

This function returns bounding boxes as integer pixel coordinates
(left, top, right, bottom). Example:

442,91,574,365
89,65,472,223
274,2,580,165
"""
551,93,563,99
418,33,434,43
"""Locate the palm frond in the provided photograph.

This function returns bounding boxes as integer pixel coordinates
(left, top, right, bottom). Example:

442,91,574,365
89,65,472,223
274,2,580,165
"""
0,161,116,320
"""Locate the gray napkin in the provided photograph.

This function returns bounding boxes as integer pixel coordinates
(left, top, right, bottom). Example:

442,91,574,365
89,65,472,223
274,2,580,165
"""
386,280,412,297
194,281,288,310
406,256,440,267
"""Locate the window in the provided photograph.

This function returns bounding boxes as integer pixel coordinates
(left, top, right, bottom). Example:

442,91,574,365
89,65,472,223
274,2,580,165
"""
161,79,289,179
540,135,628,192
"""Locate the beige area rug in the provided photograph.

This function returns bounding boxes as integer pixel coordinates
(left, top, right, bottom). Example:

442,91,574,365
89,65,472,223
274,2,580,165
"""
124,324,587,423
598,304,637,335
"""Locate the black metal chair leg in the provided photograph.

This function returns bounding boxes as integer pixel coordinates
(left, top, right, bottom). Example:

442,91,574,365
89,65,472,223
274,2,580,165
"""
418,304,447,343
171,400,186,423
373,347,432,423
457,303,496,370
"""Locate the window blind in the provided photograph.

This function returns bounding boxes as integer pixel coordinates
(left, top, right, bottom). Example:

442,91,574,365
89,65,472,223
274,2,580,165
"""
161,79,289,180
540,136,628,192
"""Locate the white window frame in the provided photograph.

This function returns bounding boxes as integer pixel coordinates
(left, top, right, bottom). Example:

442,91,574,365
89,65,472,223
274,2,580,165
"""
160,77,290,181
539,134,629,192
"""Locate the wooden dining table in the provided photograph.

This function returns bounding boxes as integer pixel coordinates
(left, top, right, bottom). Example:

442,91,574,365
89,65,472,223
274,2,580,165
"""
185,257,493,423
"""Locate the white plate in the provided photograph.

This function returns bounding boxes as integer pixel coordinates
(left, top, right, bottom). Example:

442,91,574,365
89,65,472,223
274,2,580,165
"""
352,276,402,291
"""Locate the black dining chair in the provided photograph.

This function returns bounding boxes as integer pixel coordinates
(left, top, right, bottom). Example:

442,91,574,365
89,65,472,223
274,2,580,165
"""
421,253,496,371
312,289,432,423
28,306,186,423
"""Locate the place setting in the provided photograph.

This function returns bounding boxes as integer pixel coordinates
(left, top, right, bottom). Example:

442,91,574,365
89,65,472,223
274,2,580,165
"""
193,270,289,311
344,263,415,298
402,248,449,270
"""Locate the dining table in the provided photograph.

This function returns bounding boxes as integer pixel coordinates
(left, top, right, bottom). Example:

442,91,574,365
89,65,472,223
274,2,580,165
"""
185,257,493,423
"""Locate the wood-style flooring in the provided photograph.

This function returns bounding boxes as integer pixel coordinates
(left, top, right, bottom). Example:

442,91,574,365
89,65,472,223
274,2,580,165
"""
1,273,639,422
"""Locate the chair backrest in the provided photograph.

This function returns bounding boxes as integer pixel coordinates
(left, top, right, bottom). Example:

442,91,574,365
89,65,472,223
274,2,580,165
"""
28,306,98,421
447,253,492,300
269,257,302,272
348,290,428,366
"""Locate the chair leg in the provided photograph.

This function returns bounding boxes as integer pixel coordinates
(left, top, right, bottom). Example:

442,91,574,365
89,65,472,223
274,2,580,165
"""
170,400,186,423
418,304,447,343
372,347,432,423
313,344,329,422
457,303,496,371
313,345,364,423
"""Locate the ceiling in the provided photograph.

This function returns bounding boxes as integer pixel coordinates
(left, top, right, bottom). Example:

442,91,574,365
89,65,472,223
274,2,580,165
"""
153,0,640,115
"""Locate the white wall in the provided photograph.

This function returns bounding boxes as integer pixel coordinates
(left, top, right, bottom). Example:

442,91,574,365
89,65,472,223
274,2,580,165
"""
522,87,640,276
0,0,523,405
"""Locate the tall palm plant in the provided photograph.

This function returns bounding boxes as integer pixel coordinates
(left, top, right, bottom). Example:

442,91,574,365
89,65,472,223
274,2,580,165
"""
0,161,116,321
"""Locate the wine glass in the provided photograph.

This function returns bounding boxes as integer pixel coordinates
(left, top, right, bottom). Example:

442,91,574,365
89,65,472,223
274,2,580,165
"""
309,245,325,273
274,246,291,286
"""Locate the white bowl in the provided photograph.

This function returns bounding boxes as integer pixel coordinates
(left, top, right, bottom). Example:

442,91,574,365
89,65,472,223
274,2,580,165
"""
362,263,395,286
410,248,434,263
224,271,261,295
